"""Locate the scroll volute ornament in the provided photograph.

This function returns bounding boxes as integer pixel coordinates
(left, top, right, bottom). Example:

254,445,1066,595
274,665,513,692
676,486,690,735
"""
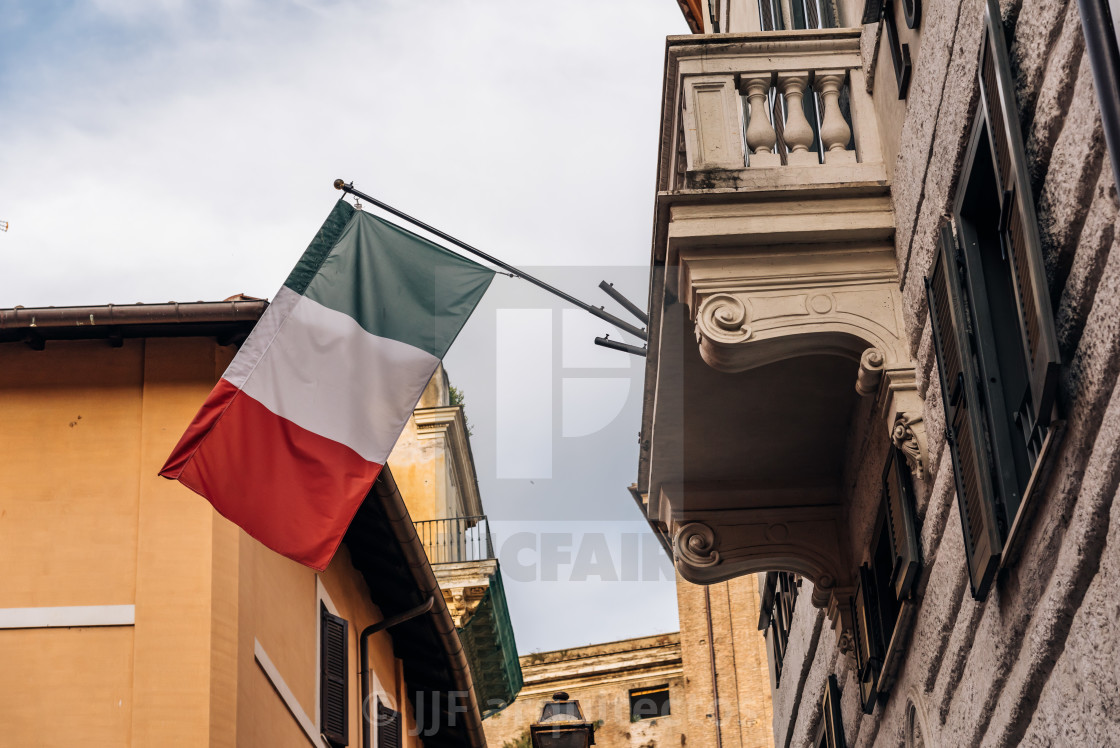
673,522,721,569
855,348,885,396
695,294,751,345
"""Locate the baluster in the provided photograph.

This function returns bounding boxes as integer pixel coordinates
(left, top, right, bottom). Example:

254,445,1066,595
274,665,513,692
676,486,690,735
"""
740,75,781,167
777,72,818,166
815,70,857,164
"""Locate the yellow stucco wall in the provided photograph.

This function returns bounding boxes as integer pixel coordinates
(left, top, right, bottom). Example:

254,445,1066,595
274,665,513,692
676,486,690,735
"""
0,626,135,745
390,366,462,524
0,336,423,747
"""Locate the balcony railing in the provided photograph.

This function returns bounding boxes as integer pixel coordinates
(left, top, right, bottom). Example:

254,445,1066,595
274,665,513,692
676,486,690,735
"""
661,29,884,192
415,515,495,565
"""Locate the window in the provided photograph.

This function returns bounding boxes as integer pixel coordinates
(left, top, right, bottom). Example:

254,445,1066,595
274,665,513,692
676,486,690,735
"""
377,700,402,748
925,0,1061,600
906,702,926,748
862,0,918,98
814,674,846,748
629,685,670,721
759,0,838,30
320,604,350,747
850,447,921,713
759,571,800,687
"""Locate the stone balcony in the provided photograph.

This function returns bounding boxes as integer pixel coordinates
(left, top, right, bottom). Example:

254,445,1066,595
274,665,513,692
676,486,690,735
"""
638,29,917,645
413,515,523,711
659,29,884,194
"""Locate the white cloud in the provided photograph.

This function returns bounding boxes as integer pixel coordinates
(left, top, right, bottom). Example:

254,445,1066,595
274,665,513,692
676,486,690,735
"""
1,0,685,308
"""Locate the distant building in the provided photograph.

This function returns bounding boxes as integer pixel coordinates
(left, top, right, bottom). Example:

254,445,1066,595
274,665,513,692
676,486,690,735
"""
482,633,685,748
0,300,491,747
675,573,774,748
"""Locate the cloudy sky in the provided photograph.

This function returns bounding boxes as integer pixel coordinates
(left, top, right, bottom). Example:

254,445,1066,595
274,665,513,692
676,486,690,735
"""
0,1,689,653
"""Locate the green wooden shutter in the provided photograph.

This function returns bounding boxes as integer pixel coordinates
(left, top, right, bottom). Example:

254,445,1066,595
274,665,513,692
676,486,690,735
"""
377,700,402,748
926,222,1004,599
980,0,1061,460
850,564,884,713
320,607,349,747
819,674,847,748
883,447,921,600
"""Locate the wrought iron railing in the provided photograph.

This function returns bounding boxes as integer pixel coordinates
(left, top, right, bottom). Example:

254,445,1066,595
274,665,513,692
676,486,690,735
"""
414,515,495,565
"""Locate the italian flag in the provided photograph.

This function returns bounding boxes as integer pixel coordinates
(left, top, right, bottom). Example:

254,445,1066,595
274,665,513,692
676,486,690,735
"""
160,199,494,571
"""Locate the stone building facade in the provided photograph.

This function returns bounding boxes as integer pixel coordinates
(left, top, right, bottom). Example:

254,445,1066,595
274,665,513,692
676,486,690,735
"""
482,634,686,748
633,0,1120,746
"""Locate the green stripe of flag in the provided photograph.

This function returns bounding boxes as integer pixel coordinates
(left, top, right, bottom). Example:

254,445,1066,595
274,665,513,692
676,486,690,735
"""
283,199,356,296
285,199,495,359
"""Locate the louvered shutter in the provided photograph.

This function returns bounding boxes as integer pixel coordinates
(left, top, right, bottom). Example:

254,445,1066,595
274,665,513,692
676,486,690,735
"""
320,608,349,747
377,700,402,748
861,0,884,24
926,223,1004,599
883,447,921,600
979,0,1061,459
850,564,884,713
818,674,847,748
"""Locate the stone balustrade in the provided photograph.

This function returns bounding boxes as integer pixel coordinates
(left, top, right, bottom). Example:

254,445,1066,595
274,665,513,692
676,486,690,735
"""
661,29,884,192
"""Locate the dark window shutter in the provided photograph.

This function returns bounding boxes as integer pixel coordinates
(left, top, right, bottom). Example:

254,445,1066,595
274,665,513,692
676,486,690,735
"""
883,447,921,600
861,0,884,24
850,564,884,713
320,607,349,747
979,0,1061,456
818,674,847,748
926,224,1004,599
377,700,402,748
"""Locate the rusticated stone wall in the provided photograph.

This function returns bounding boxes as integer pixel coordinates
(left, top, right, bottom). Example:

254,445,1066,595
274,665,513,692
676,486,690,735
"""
769,0,1120,746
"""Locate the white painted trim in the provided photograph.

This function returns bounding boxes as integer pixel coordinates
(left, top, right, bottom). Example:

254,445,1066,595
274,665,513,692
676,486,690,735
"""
0,605,135,629
255,638,328,748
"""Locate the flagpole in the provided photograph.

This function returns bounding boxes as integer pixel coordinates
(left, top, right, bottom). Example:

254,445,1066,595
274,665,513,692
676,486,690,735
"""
334,179,647,342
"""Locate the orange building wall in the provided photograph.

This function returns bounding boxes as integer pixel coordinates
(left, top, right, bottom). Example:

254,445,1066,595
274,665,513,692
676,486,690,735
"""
0,336,423,747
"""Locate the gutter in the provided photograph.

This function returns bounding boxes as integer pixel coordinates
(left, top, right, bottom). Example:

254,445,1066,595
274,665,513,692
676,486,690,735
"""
1077,0,1120,189
361,596,436,748
371,468,487,748
0,299,267,329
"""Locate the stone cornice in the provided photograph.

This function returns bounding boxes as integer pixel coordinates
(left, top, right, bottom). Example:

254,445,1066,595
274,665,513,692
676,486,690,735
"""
412,405,484,518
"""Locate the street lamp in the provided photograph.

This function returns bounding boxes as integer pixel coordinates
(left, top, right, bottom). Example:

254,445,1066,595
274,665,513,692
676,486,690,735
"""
529,692,596,748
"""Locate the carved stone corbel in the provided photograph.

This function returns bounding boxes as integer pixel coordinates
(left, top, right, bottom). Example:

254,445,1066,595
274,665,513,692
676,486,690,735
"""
891,411,927,475
876,368,929,478
683,246,910,377
826,586,856,657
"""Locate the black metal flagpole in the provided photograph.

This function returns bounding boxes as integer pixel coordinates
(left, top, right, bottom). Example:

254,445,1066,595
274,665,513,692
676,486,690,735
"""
334,179,647,342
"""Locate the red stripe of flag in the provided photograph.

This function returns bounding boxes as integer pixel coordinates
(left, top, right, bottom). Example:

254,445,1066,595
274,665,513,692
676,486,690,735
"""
160,379,382,571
